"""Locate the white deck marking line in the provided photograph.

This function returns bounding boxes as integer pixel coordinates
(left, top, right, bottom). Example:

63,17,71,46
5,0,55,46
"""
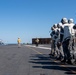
25,45,51,50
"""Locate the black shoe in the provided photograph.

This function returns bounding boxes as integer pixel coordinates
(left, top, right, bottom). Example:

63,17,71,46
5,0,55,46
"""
67,60,72,64
61,60,66,63
66,59,75,65
49,53,51,55
56,57,61,60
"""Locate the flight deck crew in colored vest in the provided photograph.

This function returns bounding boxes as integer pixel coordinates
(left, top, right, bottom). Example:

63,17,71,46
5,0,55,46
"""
35,38,39,47
17,38,21,48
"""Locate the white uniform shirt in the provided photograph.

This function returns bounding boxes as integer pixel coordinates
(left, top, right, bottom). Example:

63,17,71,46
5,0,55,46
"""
52,28,59,44
63,23,75,41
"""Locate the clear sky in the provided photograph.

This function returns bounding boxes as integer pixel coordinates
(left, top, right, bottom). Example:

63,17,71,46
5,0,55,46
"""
0,0,76,44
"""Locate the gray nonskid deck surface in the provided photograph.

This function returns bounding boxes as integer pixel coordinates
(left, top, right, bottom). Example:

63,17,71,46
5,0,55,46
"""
0,45,75,75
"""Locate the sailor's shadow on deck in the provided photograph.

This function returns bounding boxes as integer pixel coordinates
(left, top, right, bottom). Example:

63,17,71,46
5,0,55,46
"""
29,54,76,74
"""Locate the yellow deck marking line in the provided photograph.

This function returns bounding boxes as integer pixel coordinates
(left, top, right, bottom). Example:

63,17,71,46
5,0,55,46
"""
62,65,76,74
54,61,76,74
27,46,76,74
61,65,76,74
27,46,42,54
